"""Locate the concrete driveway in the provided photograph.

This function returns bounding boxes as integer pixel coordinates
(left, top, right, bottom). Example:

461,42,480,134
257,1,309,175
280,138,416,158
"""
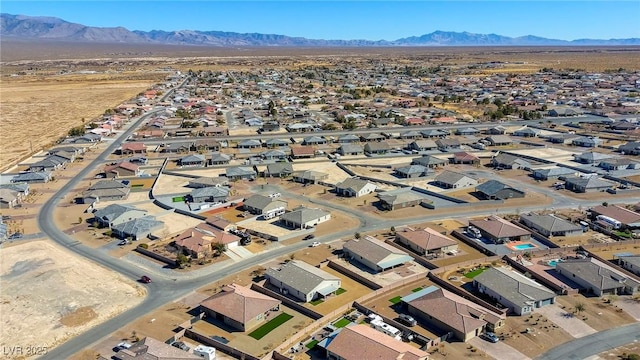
469,337,531,360
535,304,597,338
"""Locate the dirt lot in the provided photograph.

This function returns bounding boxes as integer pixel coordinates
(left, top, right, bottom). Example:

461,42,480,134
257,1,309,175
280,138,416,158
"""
0,240,145,359
292,161,353,185
587,242,640,260
0,72,161,171
498,313,574,358
555,294,637,331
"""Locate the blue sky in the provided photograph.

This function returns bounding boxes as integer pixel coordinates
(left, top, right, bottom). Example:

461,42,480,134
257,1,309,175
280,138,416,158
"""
2,1,639,40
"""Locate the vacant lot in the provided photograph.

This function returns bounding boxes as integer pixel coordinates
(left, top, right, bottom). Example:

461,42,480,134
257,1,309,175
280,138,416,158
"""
0,72,161,171
0,241,145,359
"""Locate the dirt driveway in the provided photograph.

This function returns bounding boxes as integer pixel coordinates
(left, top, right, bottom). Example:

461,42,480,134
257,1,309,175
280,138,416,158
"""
469,337,531,360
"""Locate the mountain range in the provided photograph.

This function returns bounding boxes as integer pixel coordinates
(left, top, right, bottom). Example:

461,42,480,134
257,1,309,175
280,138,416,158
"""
2,13,639,47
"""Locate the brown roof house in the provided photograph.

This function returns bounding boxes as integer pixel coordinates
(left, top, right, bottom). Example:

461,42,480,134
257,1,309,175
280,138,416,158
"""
323,324,428,360
396,227,458,256
119,142,146,155
103,161,140,178
199,284,281,332
402,286,505,342
469,215,531,244
115,336,200,360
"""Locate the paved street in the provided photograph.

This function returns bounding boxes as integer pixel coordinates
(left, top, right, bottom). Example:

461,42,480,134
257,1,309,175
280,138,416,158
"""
469,337,532,360
534,304,598,338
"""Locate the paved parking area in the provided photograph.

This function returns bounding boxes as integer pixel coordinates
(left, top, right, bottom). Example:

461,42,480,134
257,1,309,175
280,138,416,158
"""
535,304,597,338
469,337,531,360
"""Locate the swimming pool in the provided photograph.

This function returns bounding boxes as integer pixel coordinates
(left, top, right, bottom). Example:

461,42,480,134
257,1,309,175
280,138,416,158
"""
512,243,537,250
548,259,563,267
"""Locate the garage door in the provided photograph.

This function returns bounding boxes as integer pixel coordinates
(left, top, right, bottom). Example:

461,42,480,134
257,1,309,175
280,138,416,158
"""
540,299,553,306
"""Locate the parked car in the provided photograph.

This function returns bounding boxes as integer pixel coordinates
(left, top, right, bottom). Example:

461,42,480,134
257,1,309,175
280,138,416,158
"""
118,239,131,246
397,314,417,327
303,234,315,240
310,241,321,247
482,332,500,343
8,232,22,240
116,342,132,351
140,275,152,283
171,341,190,351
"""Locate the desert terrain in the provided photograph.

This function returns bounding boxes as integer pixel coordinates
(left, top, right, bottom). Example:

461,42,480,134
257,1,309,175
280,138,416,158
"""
0,240,145,359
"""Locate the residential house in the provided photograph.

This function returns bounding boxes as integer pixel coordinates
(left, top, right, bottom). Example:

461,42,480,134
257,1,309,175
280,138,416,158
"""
237,139,262,149
82,179,130,203
265,260,341,302
436,138,461,151
399,130,422,140
573,151,613,164
364,141,391,155
513,127,541,137
360,133,386,142
520,213,583,237
486,135,513,146
209,152,231,165
323,324,429,360
547,134,581,145
394,164,432,178
336,134,360,143
396,227,458,256
599,158,640,171
555,258,640,296
433,171,478,189
402,286,505,342
412,155,447,168
343,235,413,273
572,137,603,148
264,138,290,148
27,155,68,172
163,143,190,153
371,118,394,127
532,167,577,181
120,142,146,155
290,145,316,159
0,189,19,209
292,170,328,184
336,144,364,156
193,139,221,152
93,204,148,228
264,162,294,178
619,256,640,277
243,194,287,215
408,140,437,151
486,126,507,135
618,141,640,155
456,127,480,135
103,161,140,178
10,171,52,183
491,153,532,170
0,183,29,198
199,284,281,332
225,167,256,180
564,176,614,193
286,123,315,132
377,188,432,210
421,129,449,138
259,149,288,161
115,337,200,360
280,206,331,229
474,267,557,315
475,180,525,200
590,205,640,229
188,186,230,203
178,154,206,167
187,177,229,188
334,178,377,197
173,225,240,258
469,215,531,244
111,217,164,240
452,152,480,165
302,136,327,146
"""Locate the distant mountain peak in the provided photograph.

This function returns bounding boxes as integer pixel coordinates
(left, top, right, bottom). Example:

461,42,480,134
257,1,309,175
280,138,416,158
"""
2,13,639,47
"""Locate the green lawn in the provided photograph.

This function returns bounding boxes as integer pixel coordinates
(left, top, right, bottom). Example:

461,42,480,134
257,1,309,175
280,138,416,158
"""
248,313,293,340
335,288,347,295
306,340,318,349
389,296,402,304
172,196,185,202
333,318,350,328
309,299,324,306
411,287,423,293
464,267,487,279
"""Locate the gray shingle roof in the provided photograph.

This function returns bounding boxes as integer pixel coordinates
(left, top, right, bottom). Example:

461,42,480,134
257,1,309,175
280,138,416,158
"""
280,207,330,225
94,204,145,223
11,172,51,182
520,214,582,233
335,178,374,193
191,186,230,199
112,217,164,236
556,258,640,291
226,167,256,177
476,180,522,196
474,267,556,307
265,260,339,295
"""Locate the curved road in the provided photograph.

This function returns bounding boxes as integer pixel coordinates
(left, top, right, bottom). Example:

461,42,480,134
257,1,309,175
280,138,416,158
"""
535,322,640,360
35,77,639,359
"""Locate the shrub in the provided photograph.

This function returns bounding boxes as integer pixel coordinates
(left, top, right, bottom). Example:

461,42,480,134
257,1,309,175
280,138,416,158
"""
138,243,149,249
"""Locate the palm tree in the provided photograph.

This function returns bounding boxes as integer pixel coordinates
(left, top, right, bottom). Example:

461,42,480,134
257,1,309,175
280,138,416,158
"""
212,242,226,256
574,302,586,315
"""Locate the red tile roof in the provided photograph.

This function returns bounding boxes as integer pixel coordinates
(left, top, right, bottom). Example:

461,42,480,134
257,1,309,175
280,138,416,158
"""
326,324,428,360
200,284,281,325
397,227,457,251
